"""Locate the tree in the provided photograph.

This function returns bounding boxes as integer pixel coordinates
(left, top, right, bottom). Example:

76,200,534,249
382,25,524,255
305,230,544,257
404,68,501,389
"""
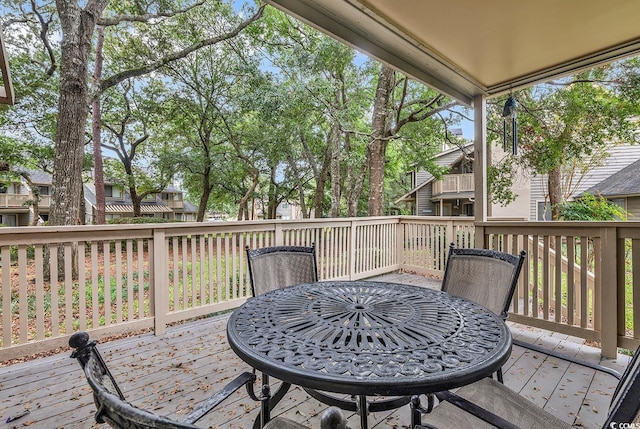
100,80,176,217
489,61,640,219
3,0,265,226
367,65,462,216
0,136,55,225
168,55,283,220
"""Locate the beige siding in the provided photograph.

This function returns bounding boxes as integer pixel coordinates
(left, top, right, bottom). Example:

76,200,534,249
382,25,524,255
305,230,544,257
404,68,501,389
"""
529,145,640,220
627,197,640,218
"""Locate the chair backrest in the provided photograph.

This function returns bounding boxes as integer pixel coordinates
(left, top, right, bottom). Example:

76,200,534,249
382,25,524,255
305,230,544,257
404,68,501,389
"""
604,346,640,427
70,332,201,429
441,244,526,319
246,245,318,296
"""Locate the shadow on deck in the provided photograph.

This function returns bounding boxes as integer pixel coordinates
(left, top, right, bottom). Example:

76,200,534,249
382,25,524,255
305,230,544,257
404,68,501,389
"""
0,273,631,428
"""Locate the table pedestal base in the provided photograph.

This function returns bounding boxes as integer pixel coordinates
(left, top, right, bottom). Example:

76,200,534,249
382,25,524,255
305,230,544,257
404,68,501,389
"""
303,387,411,429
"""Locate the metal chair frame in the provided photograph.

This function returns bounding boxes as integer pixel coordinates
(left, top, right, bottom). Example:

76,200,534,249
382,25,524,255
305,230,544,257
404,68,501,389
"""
442,243,526,320
414,344,640,429
440,244,526,384
69,332,332,429
245,244,318,297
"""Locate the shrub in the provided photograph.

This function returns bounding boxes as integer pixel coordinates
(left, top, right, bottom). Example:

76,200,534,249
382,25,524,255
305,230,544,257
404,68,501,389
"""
556,193,629,221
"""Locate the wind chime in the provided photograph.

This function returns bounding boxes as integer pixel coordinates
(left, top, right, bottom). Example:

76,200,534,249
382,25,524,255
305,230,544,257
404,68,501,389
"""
502,95,518,155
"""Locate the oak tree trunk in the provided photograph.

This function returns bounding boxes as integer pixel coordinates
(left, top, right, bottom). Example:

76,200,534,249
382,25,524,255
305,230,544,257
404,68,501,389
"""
51,0,109,226
548,166,563,220
238,168,259,220
314,146,331,218
92,25,106,225
329,121,341,218
346,132,366,217
367,66,395,216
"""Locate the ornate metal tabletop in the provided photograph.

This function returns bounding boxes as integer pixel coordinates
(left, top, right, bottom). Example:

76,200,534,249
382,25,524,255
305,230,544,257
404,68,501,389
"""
227,280,511,397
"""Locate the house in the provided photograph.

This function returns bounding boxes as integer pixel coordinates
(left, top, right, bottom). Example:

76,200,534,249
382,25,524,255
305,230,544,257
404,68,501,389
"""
0,175,27,226
83,182,198,223
395,142,475,216
397,143,640,220
0,170,197,226
275,201,303,220
395,142,530,219
0,170,53,226
531,145,640,220
580,158,640,219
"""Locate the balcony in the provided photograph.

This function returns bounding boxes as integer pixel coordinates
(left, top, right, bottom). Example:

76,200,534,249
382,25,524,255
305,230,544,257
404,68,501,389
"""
0,282,628,428
163,199,184,209
432,173,474,196
0,216,637,360
0,216,637,427
0,193,29,208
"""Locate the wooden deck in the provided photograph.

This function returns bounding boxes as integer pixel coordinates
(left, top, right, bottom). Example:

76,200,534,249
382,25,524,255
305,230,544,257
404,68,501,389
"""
0,273,631,429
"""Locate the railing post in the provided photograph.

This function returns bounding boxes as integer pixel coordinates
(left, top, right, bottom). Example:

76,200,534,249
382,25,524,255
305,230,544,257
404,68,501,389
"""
152,228,168,335
474,224,485,249
446,219,454,247
396,218,405,271
349,219,357,280
275,222,284,246
600,227,617,358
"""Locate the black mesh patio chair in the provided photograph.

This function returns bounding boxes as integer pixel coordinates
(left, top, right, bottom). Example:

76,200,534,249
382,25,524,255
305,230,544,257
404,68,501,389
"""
414,344,640,429
441,244,526,320
246,245,318,296
70,332,346,429
441,244,526,384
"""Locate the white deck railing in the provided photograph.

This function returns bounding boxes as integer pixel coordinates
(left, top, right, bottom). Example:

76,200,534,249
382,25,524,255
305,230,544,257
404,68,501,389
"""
0,217,638,360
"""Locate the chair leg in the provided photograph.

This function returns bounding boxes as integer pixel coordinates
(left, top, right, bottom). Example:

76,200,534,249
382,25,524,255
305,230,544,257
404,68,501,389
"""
497,367,504,384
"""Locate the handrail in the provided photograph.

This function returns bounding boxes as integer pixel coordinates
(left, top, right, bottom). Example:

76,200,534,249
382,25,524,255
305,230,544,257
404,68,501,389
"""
1,217,639,360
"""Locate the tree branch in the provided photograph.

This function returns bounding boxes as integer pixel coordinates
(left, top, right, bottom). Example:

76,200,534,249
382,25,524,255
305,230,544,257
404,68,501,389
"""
99,4,265,94
29,0,57,76
97,1,205,27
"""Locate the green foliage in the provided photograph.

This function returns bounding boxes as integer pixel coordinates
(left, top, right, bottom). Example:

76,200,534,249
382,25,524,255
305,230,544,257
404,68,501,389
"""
487,158,517,206
556,193,628,221
487,60,640,210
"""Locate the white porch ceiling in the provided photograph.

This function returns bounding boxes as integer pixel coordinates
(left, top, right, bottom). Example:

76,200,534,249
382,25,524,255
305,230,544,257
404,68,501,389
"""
265,0,640,106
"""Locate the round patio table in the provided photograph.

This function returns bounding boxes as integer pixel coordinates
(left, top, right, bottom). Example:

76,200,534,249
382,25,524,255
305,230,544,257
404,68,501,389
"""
227,280,512,428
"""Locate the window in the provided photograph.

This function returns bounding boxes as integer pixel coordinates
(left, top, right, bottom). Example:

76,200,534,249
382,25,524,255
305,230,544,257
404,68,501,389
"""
38,186,50,196
610,198,625,209
104,185,122,198
537,201,552,221
463,203,474,216
0,214,17,226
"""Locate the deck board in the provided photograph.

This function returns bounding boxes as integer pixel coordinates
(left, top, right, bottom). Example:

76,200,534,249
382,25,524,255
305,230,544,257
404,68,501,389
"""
0,273,631,428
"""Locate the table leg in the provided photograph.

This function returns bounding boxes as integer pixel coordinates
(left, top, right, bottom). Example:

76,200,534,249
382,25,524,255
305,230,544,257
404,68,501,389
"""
356,395,368,429
260,374,271,428
410,394,434,428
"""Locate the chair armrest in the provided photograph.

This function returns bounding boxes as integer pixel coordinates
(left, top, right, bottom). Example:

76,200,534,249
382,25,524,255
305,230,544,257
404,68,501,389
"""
434,390,521,429
182,371,256,424
513,339,622,380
